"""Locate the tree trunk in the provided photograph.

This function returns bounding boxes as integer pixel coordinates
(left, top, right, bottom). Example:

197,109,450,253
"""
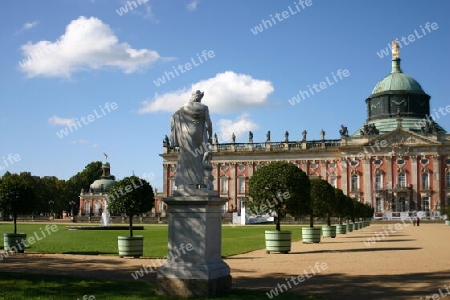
275,209,281,231
129,214,133,237
327,214,331,226
309,211,314,228
13,215,17,234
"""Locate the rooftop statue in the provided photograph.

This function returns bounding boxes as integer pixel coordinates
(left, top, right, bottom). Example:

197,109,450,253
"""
170,90,213,193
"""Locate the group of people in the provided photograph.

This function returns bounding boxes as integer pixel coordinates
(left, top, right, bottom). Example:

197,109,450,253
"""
413,217,421,226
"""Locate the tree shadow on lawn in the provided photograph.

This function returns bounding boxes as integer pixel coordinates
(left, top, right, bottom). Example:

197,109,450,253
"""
232,269,450,300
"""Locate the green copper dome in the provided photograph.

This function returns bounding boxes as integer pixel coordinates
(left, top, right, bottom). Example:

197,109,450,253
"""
89,161,115,193
372,58,425,95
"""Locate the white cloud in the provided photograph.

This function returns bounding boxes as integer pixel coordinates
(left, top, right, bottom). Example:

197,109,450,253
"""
137,71,274,114
48,115,75,126
23,21,39,30
217,113,259,143
19,16,169,78
186,1,200,12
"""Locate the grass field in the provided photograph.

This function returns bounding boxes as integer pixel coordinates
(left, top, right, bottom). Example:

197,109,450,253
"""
0,272,320,300
0,222,304,257
0,223,314,299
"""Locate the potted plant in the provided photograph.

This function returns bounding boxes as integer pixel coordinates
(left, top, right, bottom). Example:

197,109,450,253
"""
0,175,36,253
334,188,347,234
107,176,154,258
305,179,335,242
248,161,310,254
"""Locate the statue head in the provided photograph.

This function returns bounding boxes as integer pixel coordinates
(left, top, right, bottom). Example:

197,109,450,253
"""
190,90,204,102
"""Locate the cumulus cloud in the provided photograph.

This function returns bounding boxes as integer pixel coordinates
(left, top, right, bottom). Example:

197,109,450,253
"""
187,1,200,11
216,113,259,143
48,115,74,126
137,71,274,114
19,16,169,78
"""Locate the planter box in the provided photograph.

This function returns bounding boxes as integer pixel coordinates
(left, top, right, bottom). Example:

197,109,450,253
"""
445,220,450,226
265,231,291,254
302,227,321,243
336,224,347,234
353,222,359,230
3,233,27,253
118,236,144,258
346,223,353,232
322,225,337,238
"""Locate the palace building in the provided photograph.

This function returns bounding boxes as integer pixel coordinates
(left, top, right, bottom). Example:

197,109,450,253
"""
160,42,450,220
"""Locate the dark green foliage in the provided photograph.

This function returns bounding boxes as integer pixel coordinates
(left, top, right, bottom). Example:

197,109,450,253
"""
0,175,37,233
107,176,155,237
309,179,336,227
248,161,311,231
334,188,347,224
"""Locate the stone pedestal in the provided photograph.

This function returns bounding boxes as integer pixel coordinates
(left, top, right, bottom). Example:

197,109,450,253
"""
156,192,232,298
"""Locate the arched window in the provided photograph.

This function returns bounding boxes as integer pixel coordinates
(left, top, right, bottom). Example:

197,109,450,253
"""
238,177,246,194
397,172,406,188
220,177,228,195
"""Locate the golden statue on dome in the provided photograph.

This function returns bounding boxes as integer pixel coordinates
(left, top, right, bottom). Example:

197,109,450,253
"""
392,40,400,59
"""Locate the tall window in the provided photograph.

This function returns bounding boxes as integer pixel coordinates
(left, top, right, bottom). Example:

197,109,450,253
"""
170,179,176,195
220,177,228,194
238,177,246,194
398,172,406,187
351,174,358,191
375,172,382,190
422,197,430,211
397,197,406,212
421,172,429,190
375,197,382,212
446,171,450,187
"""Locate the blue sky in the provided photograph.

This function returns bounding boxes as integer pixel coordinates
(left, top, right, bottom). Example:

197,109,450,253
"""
0,0,449,191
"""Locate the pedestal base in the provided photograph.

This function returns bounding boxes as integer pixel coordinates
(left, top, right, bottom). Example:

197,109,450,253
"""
156,193,232,298
156,275,232,297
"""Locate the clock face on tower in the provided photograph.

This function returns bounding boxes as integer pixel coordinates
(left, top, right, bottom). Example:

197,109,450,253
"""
371,99,381,115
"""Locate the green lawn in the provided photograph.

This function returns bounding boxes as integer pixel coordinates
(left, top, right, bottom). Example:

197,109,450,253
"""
0,272,320,300
0,223,303,257
0,223,314,300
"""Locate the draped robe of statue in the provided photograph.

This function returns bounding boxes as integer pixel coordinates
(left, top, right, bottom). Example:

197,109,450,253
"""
170,98,212,191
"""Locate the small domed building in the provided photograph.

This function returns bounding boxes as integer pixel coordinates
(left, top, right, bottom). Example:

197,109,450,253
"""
78,160,116,216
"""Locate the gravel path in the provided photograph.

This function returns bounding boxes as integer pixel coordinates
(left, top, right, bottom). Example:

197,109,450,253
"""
1,223,449,299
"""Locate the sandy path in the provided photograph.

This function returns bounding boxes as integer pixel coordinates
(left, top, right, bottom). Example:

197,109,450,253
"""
1,223,449,299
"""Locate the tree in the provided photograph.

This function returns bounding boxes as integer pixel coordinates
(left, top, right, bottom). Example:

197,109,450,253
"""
334,188,347,224
248,161,310,231
0,175,37,234
107,176,155,237
309,178,336,227
344,195,355,222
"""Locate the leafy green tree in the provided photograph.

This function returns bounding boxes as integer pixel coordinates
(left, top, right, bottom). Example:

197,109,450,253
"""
309,178,336,227
344,195,355,222
248,161,310,231
107,176,155,237
0,175,37,234
334,188,347,224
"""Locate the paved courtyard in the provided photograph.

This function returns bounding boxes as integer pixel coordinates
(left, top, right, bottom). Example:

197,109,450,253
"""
1,223,449,299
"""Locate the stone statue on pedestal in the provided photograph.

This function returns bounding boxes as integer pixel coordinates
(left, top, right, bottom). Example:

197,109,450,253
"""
170,90,213,193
